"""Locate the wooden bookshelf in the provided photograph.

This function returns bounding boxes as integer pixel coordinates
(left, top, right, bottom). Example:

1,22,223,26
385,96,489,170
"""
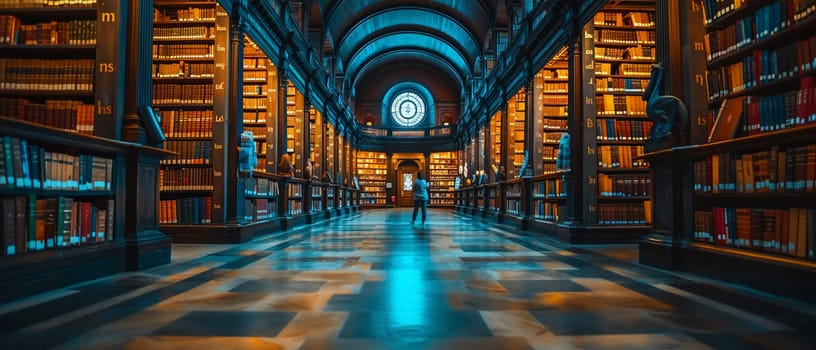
589,3,655,227
508,89,526,178
428,151,458,206
690,0,816,260
357,151,387,206
0,1,123,138
536,53,569,176
153,0,223,227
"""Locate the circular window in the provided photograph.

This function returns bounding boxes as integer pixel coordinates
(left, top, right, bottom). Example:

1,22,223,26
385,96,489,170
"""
390,91,426,127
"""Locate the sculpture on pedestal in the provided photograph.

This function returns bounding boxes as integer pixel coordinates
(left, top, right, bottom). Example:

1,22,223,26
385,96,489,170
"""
642,63,688,150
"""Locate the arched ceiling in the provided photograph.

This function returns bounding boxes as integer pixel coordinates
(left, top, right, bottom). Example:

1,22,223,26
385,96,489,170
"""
315,0,500,97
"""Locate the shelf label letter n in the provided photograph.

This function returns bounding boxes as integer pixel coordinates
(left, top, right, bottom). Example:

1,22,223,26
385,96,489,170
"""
100,12,115,23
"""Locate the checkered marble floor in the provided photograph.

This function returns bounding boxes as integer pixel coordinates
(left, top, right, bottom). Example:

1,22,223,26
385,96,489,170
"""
1,208,814,349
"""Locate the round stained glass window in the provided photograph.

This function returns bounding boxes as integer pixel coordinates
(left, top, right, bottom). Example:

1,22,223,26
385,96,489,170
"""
390,91,426,127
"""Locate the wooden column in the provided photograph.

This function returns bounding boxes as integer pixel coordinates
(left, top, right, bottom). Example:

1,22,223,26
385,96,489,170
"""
121,0,170,270
641,0,705,269
227,3,245,224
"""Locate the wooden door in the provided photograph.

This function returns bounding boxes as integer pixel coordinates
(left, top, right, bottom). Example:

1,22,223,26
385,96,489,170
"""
396,160,419,207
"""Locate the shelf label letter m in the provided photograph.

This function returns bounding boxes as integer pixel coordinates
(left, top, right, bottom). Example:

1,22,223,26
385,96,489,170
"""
100,12,115,23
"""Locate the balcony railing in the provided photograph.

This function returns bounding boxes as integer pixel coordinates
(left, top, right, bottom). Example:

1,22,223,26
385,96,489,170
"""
360,125,454,138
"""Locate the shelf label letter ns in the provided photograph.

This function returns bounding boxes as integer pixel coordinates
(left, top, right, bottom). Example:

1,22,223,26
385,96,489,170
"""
98,63,114,73
96,100,112,114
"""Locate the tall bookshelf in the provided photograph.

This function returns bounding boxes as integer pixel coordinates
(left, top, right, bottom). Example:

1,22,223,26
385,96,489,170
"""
533,52,570,222
242,39,269,172
241,39,281,223
589,3,655,227
538,56,570,175
153,0,222,226
285,81,304,173
489,110,502,181
357,151,387,206
508,89,527,178
692,1,816,260
428,151,458,206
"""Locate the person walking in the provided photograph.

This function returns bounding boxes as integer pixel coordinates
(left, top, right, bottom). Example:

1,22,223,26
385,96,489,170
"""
412,171,429,224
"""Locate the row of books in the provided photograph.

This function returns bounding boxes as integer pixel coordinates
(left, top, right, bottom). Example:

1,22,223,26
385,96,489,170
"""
243,111,268,125
0,98,94,134
152,44,214,59
242,197,275,221
158,109,213,138
540,105,567,117
153,26,213,40
243,96,268,109
243,57,268,69
0,0,96,8
596,77,648,92
743,79,816,133
599,201,652,225
161,140,211,165
287,182,304,198
542,82,567,92
251,140,267,157
245,176,279,197
542,144,561,161
152,83,214,105
593,11,654,28
152,62,214,78
159,167,212,191
358,169,386,175
694,207,814,259
707,38,815,99
159,197,211,224
540,68,568,80
596,95,647,116
534,178,566,199
0,58,94,91
598,173,652,197
0,136,112,190
541,131,563,144
360,198,386,205
597,145,648,169
596,119,654,141
243,85,267,97
694,144,816,194
154,7,216,22
700,0,814,25
243,70,266,81
535,201,562,221
595,62,652,77
595,29,655,45
0,17,96,45
541,95,568,105
287,198,303,215
594,45,655,61
542,118,567,129
1,196,113,256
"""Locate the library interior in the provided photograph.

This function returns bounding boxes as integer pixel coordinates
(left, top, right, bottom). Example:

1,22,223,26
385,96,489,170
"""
1,0,815,348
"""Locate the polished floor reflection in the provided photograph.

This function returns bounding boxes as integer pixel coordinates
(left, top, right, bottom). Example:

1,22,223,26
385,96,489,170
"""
1,208,814,349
